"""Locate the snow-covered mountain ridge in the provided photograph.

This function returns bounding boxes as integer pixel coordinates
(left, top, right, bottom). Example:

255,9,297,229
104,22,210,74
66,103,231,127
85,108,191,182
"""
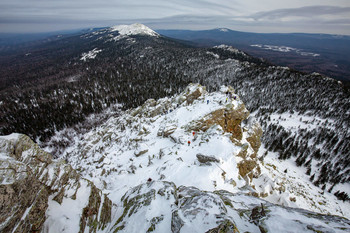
54,84,261,199
30,83,347,232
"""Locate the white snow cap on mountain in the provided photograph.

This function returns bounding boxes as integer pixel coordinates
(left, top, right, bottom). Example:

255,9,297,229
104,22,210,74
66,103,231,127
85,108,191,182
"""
110,23,159,37
218,28,229,32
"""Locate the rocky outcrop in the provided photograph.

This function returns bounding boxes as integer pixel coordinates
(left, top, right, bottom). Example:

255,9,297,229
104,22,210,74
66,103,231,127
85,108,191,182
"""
180,85,261,181
184,85,206,105
112,181,177,232
187,101,249,141
119,83,262,184
183,85,248,140
0,134,113,233
112,181,350,232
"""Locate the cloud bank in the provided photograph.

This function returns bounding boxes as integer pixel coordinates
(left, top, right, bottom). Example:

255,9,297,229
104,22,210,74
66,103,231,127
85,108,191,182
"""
0,0,349,35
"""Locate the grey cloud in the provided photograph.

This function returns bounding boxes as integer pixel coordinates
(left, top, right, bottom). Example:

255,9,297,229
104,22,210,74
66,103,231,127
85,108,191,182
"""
0,1,349,35
251,5,350,20
142,14,350,35
0,16,104,24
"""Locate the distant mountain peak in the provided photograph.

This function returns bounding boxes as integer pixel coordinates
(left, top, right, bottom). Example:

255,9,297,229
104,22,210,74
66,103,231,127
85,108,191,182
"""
110,23,159,37
217,28,229,32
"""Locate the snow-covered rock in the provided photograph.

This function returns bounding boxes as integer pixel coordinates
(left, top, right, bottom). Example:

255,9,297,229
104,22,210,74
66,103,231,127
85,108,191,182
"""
214,44,249,58
0,134,114,232
80,48,102,61
111,180,350,233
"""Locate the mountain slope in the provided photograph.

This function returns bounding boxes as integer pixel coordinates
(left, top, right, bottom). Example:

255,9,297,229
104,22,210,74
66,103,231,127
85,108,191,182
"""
1,84,349,232
0,24,349,202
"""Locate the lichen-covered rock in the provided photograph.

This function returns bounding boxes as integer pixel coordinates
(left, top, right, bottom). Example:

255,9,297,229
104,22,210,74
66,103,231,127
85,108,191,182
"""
205,219,239,233
0,134,114,233
187,104,249,141
238,159,259,179
234,118,263,181
0,174,49,233
175,186,232,231
250,203,266,224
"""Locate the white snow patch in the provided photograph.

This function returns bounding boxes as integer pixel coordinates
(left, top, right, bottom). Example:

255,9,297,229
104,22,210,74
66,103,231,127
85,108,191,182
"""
80,48,102,61
43,181,91,233
251,44,320,57
214,44,247,57
0,133,21,141
269,112,334,131
66,75,80,83
206,51,220,59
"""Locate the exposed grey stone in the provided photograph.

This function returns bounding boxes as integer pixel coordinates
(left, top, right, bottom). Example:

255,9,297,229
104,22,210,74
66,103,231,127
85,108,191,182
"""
196,153,220,164
171,210,184,233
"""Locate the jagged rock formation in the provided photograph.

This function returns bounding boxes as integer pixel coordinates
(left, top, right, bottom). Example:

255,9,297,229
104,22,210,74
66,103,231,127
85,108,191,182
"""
0,134,113,232
111,181,350,233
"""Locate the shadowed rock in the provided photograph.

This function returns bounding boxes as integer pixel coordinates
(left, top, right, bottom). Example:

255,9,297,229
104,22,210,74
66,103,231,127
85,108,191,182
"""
196,153,220,165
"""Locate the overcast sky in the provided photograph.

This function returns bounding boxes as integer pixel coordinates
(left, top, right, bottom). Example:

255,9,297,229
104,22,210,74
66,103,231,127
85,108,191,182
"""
1,0,350,35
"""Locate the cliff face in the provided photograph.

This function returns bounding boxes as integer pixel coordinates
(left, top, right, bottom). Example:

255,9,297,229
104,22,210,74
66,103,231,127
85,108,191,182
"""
0,134,113,233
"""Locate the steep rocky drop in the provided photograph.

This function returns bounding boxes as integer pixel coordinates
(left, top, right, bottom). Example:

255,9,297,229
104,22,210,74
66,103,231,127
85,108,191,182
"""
0,134,114,232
